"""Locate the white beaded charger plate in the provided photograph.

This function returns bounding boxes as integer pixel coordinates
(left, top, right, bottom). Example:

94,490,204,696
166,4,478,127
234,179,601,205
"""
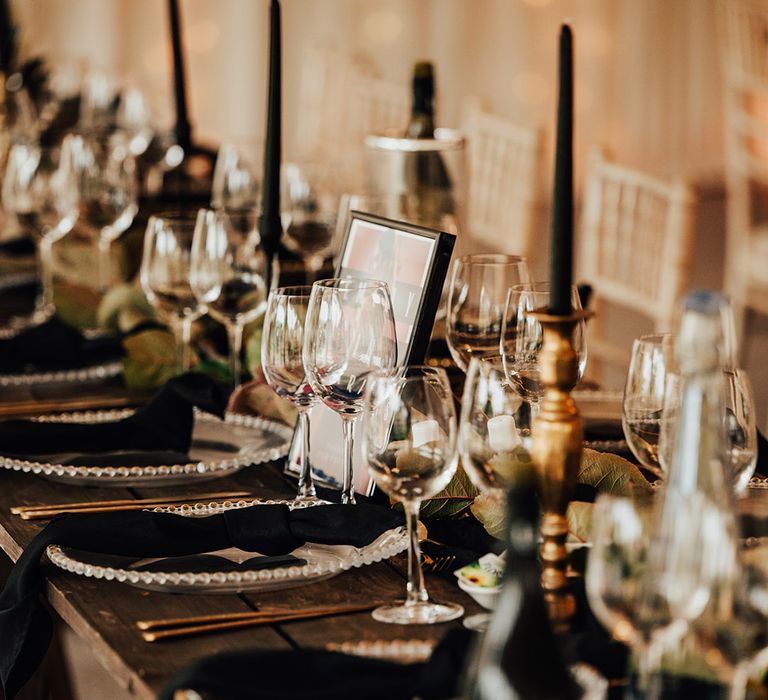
46,501,408,594
0,409,293,486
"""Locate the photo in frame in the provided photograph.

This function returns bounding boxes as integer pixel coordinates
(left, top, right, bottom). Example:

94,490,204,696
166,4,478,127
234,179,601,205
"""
284,211,456,496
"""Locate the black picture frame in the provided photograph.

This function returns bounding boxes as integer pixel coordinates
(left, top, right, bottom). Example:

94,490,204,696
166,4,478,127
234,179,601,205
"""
284,210,456,495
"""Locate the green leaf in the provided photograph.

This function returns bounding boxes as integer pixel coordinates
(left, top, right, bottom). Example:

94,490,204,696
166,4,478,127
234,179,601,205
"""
97,284,154,332
470,491,506,539
567,501,593,544
122,329,184,392
53,282,100,329
418,464,479,520
578,448,653,496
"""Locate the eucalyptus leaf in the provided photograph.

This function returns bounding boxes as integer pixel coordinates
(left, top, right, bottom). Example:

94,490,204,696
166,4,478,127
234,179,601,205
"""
578,448,652,496
123,329,188,392
470,490,506,539
418,464,479,520
52,282,100,330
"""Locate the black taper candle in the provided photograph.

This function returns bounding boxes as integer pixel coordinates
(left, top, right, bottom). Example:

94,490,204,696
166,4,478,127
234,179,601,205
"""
259,0,282,288
549,24,574,316
168,0,192,153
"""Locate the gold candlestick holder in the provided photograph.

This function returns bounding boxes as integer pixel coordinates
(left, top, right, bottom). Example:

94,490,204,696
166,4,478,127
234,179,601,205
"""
528,307,589,633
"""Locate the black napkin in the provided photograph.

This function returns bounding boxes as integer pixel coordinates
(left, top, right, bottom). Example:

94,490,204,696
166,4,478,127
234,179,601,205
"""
0,502,404,699
158,627,473,700
755,429,768,478
0,317,124,372
0,372,230,457
0,237,36,258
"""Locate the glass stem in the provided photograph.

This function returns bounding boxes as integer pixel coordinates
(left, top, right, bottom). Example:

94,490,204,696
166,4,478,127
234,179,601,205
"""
634,639,661,700
38,237,54,315
97,235,111,292
404,499,428,607
227,322,244,389
340,417,357,504
728,664,749,700
296,407,316,500
174,316,193,374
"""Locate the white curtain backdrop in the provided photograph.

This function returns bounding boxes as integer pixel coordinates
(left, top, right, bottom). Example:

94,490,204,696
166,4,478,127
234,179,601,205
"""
14,0,724,186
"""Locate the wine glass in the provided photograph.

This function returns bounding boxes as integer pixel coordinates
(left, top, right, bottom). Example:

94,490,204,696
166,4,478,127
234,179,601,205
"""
2,136,80,323
622,334,674,478
446,254,531,372
211,142,260,209
191,208,269,387
140,212,203,373
659,367,758,492
500,283,587,403
303,278,397,504
261,286,322,502
282,162,338,283
587,493,711,696
363,366,464,624
79,130,139,290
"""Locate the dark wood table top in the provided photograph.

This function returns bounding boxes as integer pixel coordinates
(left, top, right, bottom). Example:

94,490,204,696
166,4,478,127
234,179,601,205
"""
0,395,482,699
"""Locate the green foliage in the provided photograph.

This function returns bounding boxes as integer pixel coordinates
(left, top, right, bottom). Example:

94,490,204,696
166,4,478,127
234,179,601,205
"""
53,282,100,329
578,448,653,496
418,464,479,520
97,284,154,332
470,491,506,539
566,501,593,544
122,329,184,392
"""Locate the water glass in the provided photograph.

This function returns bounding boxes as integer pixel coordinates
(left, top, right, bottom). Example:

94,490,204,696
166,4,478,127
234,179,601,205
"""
190,207,269,387
140,212,203,373
261,286,321,502
622,334,674,478
2,136,80,321
303,278,397,504
211,142,260,209
500,283,587,403
446,254,531,372
363,366,464,624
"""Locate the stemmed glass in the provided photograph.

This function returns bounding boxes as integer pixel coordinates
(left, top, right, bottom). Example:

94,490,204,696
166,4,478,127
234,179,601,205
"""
79,130,139,290
363,366,464,624
190,208,269,387
501,283,587,404
303,278,397,504
261,286,321,502
211,143,260,209
586,493,711,697
659,367,758,492
622,334,674,478
282,162,338,283
446,254,531,372
2,136,80,323
140,212,204,373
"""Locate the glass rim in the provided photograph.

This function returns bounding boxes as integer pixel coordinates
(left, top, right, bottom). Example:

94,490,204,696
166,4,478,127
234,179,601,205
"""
633,332,672,346
148,209,202,225
369,364,450,380
311,277,389,292
454,253,527,266
271,285,313,297
508,282,579,293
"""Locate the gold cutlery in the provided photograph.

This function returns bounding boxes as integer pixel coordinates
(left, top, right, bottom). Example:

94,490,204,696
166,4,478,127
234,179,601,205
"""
11,491,253,519
138,603,378,642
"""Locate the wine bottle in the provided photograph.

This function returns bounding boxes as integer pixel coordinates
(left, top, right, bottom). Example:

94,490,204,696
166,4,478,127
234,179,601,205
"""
403,62,455,225
463,467,578,699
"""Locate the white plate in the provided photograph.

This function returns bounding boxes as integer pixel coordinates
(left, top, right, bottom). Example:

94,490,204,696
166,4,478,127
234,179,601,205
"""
46,501,408,594
0,409,293,486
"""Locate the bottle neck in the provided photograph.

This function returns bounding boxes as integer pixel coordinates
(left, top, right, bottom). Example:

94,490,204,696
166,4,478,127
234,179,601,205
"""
407,75,436,139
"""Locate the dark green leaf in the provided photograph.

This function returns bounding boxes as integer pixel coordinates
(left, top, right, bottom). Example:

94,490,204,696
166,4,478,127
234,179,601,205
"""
578,448,652,496
419,464,479,520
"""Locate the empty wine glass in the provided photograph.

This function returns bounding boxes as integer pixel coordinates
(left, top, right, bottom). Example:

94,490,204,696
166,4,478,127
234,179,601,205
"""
191,208,269,387
587,493,711,696
363,366,464,624
140,212,203,373
659,367,757,492
282,162,338,283
261,286,322,502
2,136,80,322
446,254,531,372
622,334,674,478
303,278,397,504
211,142,260,209
501,283,587,403
79,130,138,290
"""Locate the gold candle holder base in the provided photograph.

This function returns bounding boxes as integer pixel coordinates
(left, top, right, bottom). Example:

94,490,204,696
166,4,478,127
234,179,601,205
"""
528,307,590,634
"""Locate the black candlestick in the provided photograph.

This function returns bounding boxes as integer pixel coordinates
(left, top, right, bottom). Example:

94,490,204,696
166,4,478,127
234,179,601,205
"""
549,25,574,316
259,0,282,288
168,0,192,154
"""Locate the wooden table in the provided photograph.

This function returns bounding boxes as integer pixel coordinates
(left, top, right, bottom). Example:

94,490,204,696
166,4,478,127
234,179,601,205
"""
0,438,482,698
